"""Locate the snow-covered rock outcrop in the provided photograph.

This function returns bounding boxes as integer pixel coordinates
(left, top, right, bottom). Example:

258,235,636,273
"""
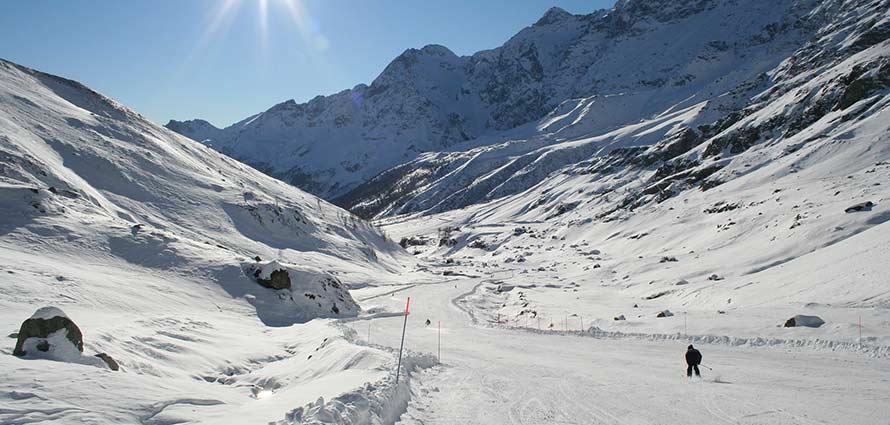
244,260,361,322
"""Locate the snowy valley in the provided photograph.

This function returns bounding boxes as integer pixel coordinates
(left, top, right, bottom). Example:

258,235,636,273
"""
3,0,890,423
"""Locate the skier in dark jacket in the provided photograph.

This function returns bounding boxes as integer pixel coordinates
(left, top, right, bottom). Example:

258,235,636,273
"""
685,344,702,377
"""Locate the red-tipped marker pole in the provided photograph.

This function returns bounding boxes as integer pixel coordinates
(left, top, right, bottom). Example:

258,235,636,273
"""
395,297,410,385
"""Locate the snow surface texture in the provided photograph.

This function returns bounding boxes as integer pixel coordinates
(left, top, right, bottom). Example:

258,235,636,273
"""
0,58,426,424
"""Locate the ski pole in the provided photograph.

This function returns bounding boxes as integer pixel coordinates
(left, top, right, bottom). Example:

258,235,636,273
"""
699,364,713,371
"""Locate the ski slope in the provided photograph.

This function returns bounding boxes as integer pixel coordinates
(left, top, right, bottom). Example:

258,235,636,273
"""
351,273,890,424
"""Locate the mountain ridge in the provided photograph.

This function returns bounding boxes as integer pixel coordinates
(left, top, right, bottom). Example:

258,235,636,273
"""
167,0,889,222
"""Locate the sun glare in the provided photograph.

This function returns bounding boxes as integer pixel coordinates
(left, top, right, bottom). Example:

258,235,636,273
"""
198,0,329,53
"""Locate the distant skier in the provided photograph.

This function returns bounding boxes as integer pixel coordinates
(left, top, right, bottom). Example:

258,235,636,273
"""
425,318,431,327
685,344,702,378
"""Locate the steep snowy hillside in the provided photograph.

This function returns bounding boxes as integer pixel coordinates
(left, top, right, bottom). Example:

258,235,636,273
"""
380,0,890,350
171,0,842,204
0,59,423,424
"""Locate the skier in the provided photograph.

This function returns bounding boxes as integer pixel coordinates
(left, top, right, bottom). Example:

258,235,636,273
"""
685,344,702,378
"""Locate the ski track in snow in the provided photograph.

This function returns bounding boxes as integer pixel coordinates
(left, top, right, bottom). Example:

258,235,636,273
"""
351,274,890,425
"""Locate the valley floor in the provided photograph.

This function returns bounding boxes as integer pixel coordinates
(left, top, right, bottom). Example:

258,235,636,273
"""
352,275,890,425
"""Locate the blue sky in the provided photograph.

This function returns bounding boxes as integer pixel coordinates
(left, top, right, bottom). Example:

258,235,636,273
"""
1,1,614,127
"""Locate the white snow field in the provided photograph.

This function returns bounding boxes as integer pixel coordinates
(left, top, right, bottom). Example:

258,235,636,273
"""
0,59,429,424
351,278,890,424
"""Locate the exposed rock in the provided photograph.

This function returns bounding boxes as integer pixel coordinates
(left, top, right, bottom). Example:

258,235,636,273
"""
645,290,671,300
95,353,119,371
614,314,626,321
708,274,723,281
656,310,674,318
844,201,874,213
468,239,488,249
256,269,292,290
399,236,428,248
659,256,678,263
13,306,83,357
783,314,824,328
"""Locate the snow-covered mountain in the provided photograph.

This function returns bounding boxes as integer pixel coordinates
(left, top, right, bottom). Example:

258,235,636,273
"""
375,0,890,356
0,58,421,423
340,0,890,218
168,0,888,220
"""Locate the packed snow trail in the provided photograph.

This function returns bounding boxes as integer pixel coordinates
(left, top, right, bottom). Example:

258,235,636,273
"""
351,277,890,424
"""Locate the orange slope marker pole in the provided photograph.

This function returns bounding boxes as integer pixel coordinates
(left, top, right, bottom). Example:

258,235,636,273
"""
395,297,411,385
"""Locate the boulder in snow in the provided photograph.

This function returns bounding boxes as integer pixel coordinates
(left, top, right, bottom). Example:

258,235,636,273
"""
614,314,626,321
656,310,674,318
13,307,83,358
844,201,874,213
253,260,292,290
243,261,361,323
783,314,825,328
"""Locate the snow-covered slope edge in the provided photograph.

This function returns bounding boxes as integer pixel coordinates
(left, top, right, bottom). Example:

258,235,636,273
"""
0,58,421,424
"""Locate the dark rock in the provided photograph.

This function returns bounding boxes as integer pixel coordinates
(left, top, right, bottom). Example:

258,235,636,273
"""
399,236,427,248
784,314,824,328
13,307,83,357
468,239,487,249
257,269,292,290
645,290,671,300
844,201,874,213
95,353,119,371
656,310,674,318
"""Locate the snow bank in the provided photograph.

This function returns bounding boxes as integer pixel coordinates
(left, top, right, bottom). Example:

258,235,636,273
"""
280,351,438,425
29,306,68,320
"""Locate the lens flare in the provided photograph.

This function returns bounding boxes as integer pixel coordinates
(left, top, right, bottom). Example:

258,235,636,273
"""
258,0,269,47
283,0,330,51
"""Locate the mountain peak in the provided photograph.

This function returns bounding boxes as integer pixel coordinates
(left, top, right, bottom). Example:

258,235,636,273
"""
419,44,457,57
164,118,222,142
534,7,573,26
